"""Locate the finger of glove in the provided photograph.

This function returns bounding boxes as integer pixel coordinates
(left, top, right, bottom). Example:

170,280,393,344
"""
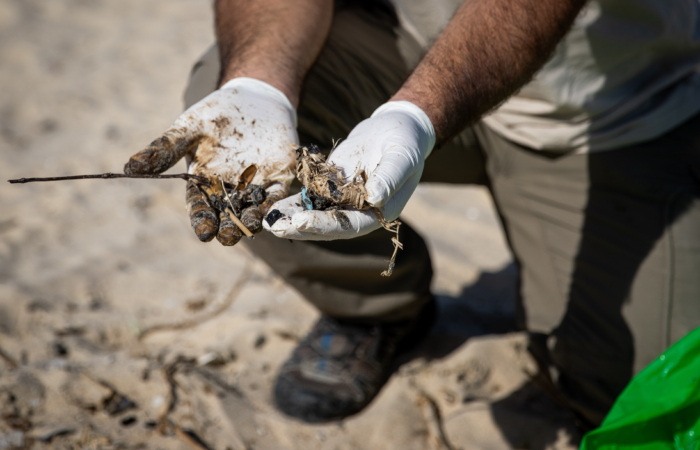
264,193,354,240
125,116,203,175
216,210,242,246
364,145,422,208
372,165,422,223
290,209,380,240
326,120,382,179
241,205,263,234
265,194,379,239
185,180,219,242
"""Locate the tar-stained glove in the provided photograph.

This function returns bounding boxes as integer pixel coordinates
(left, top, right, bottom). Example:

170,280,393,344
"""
264,101,435,240
124,77,298,245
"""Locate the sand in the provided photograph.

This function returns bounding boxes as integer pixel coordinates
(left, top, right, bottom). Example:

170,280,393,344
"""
0,1,580,448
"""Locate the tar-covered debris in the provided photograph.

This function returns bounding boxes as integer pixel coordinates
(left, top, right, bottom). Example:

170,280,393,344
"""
295,145,369,211
302,188,335,211
265,209,284,227
206,189,230,212
333,210,351,231
226,192,245,214
327,180,344,202
294,145,361,230
245,184,265,205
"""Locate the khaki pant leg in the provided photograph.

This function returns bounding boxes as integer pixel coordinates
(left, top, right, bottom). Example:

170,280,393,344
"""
182,5,485,322
478,115,700,425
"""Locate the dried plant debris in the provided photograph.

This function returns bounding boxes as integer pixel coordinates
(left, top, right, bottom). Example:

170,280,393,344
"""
266,144,402,276
296,144,368,211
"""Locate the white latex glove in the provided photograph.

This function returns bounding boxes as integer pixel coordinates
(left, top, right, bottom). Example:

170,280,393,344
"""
264,101,435,240
125,77,298,245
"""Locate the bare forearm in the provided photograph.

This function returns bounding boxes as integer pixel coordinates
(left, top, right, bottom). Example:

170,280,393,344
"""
215,0,333,107
392,0,586,144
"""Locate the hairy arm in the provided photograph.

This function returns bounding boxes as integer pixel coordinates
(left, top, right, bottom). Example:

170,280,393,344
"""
215,0,334,107
392,0,587,145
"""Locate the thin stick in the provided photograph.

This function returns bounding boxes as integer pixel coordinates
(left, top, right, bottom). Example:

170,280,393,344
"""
0,347,18,369
155,357,216,450
7,172,236,188
220,177,254,238
172,422,212,450
157,359,184,434
138,266,251,340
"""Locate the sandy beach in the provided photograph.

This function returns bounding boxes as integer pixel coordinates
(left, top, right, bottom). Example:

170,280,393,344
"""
0,1,580,448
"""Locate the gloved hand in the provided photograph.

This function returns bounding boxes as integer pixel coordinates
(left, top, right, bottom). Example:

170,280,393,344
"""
264,101,435,240
124,77,298,245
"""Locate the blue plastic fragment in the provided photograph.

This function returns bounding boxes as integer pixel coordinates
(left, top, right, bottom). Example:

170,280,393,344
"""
301,187,314,210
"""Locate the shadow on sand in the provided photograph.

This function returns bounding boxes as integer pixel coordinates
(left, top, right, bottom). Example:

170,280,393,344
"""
398,262,519,363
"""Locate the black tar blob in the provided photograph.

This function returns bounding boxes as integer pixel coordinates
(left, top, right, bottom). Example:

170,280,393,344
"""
265,209,284,227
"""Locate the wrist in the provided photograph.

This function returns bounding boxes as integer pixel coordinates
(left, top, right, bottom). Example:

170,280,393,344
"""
391,86,447,145
219,67,301,108
219,77,298,127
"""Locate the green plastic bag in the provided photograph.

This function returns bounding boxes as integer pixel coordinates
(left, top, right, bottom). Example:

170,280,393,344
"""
581,326,700,450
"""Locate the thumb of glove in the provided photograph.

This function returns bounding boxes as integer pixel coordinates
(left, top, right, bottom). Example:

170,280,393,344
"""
362,101,436,208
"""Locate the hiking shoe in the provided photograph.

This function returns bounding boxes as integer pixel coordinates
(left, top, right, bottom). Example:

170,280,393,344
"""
273,299,436,422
